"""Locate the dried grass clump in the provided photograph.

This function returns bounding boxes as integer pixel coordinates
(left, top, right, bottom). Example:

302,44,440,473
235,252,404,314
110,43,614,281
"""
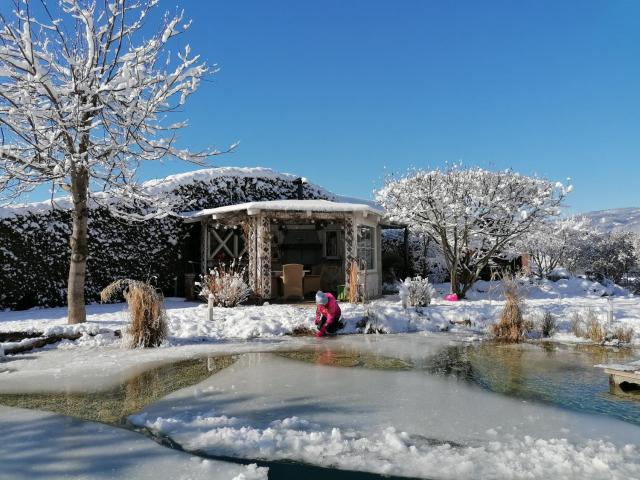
613,326,634,344
491,276,532,343
347,259,360,303
101,279,167,348
539,311,556,338
199,262,250,308
569,312,584,337
584,310,605,343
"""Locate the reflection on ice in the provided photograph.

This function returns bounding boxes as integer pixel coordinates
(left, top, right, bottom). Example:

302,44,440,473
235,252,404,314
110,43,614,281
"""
0,357,235,424
132,350,640,479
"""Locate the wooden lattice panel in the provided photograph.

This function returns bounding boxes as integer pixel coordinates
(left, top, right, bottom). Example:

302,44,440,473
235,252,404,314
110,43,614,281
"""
257,215,272,299
344,216,355,262
247,217,258,293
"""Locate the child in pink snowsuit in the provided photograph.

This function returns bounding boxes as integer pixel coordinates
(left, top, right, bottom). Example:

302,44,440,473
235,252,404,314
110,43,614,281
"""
314,291,344,337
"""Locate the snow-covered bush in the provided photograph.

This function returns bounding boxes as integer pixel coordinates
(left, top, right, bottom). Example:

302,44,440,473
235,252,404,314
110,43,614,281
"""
400,276,436,307
585,231,637,283
378,166,570,298
539,311,556,338
199,263,251,308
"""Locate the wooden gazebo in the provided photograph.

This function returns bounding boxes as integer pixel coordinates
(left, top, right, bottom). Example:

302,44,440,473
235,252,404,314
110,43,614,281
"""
184,199,385,299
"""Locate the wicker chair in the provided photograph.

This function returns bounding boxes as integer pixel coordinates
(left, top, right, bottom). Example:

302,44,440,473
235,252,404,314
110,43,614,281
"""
282,263,304,300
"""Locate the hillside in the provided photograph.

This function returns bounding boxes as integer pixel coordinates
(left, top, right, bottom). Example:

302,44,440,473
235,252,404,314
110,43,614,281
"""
580,207,640,233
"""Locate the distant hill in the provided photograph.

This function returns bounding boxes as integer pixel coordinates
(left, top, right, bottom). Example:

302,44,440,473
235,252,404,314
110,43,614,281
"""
580,207,640,234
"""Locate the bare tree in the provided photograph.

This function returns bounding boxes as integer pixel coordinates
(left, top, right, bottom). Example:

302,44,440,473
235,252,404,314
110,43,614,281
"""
0,0,226,323
378,166,570,297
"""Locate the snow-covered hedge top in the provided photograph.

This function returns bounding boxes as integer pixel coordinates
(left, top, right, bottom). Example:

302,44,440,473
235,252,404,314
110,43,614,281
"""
0,167,331,218
0,166,381,219
184,199,384,220
144,167,317,194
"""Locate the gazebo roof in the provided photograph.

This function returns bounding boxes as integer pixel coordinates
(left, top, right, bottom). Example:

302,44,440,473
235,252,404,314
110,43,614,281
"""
182,199,384,223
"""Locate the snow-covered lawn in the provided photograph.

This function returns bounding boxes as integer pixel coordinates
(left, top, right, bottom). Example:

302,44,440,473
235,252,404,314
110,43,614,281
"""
1,277,638,351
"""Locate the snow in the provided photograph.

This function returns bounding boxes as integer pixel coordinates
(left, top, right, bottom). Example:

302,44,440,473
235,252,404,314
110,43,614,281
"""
0,276,637,396
129,352,640,479
594,360,640,373
582,207,640,234
0,166,379,218
0,280,639,479
0,406,267,480
182,199,383,221
1,277,639,354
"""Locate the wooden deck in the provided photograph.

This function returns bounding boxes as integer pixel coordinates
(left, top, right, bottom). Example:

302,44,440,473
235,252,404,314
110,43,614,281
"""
605,366,640,395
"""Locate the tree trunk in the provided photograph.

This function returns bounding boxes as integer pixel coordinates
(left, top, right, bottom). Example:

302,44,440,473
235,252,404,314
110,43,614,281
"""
67,168,90,324
449,258,460,296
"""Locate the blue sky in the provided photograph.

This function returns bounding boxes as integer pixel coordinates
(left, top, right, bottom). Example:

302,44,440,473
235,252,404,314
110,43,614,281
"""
14,1,640,213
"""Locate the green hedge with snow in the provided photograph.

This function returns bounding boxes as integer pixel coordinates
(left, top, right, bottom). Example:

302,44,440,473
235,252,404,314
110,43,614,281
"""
0,168,329,310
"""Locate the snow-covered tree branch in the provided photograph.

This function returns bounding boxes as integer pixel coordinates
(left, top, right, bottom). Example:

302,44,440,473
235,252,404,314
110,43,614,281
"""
0,0,225,323
518,217,588,279
377,166,571,297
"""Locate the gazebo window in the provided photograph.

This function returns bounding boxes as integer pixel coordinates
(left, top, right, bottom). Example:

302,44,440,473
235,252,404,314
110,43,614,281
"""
208,226,245,261
324,230,340,259
357,225,375,270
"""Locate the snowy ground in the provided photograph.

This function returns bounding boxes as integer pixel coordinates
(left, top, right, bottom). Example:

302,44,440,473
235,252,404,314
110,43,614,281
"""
1,277,639,353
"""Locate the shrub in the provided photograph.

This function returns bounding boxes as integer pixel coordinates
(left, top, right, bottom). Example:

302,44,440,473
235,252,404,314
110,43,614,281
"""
570,309,612,344
101,279,167,348
584,310,605,343
539,311,556,338
569,312,584,337
569,309,635,344
199,262,250,308
400,276,436,307
612,326,634,344
0,169,331,310
491,276,532,342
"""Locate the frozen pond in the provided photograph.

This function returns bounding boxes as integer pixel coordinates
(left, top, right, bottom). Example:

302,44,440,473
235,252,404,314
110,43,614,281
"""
1,334,639,479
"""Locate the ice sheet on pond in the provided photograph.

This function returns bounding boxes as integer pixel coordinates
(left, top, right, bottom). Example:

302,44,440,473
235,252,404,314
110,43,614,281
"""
0,339,299,394
131,351,640,480
0,406,267,480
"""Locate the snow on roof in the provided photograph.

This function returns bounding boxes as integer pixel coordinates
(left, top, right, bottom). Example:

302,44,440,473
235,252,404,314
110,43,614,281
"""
183,199,384,221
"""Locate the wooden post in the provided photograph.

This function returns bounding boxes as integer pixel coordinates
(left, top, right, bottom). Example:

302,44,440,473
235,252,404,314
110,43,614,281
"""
403,226,410,279
247,216,258,295
257,215,272,299
201,218,209,275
